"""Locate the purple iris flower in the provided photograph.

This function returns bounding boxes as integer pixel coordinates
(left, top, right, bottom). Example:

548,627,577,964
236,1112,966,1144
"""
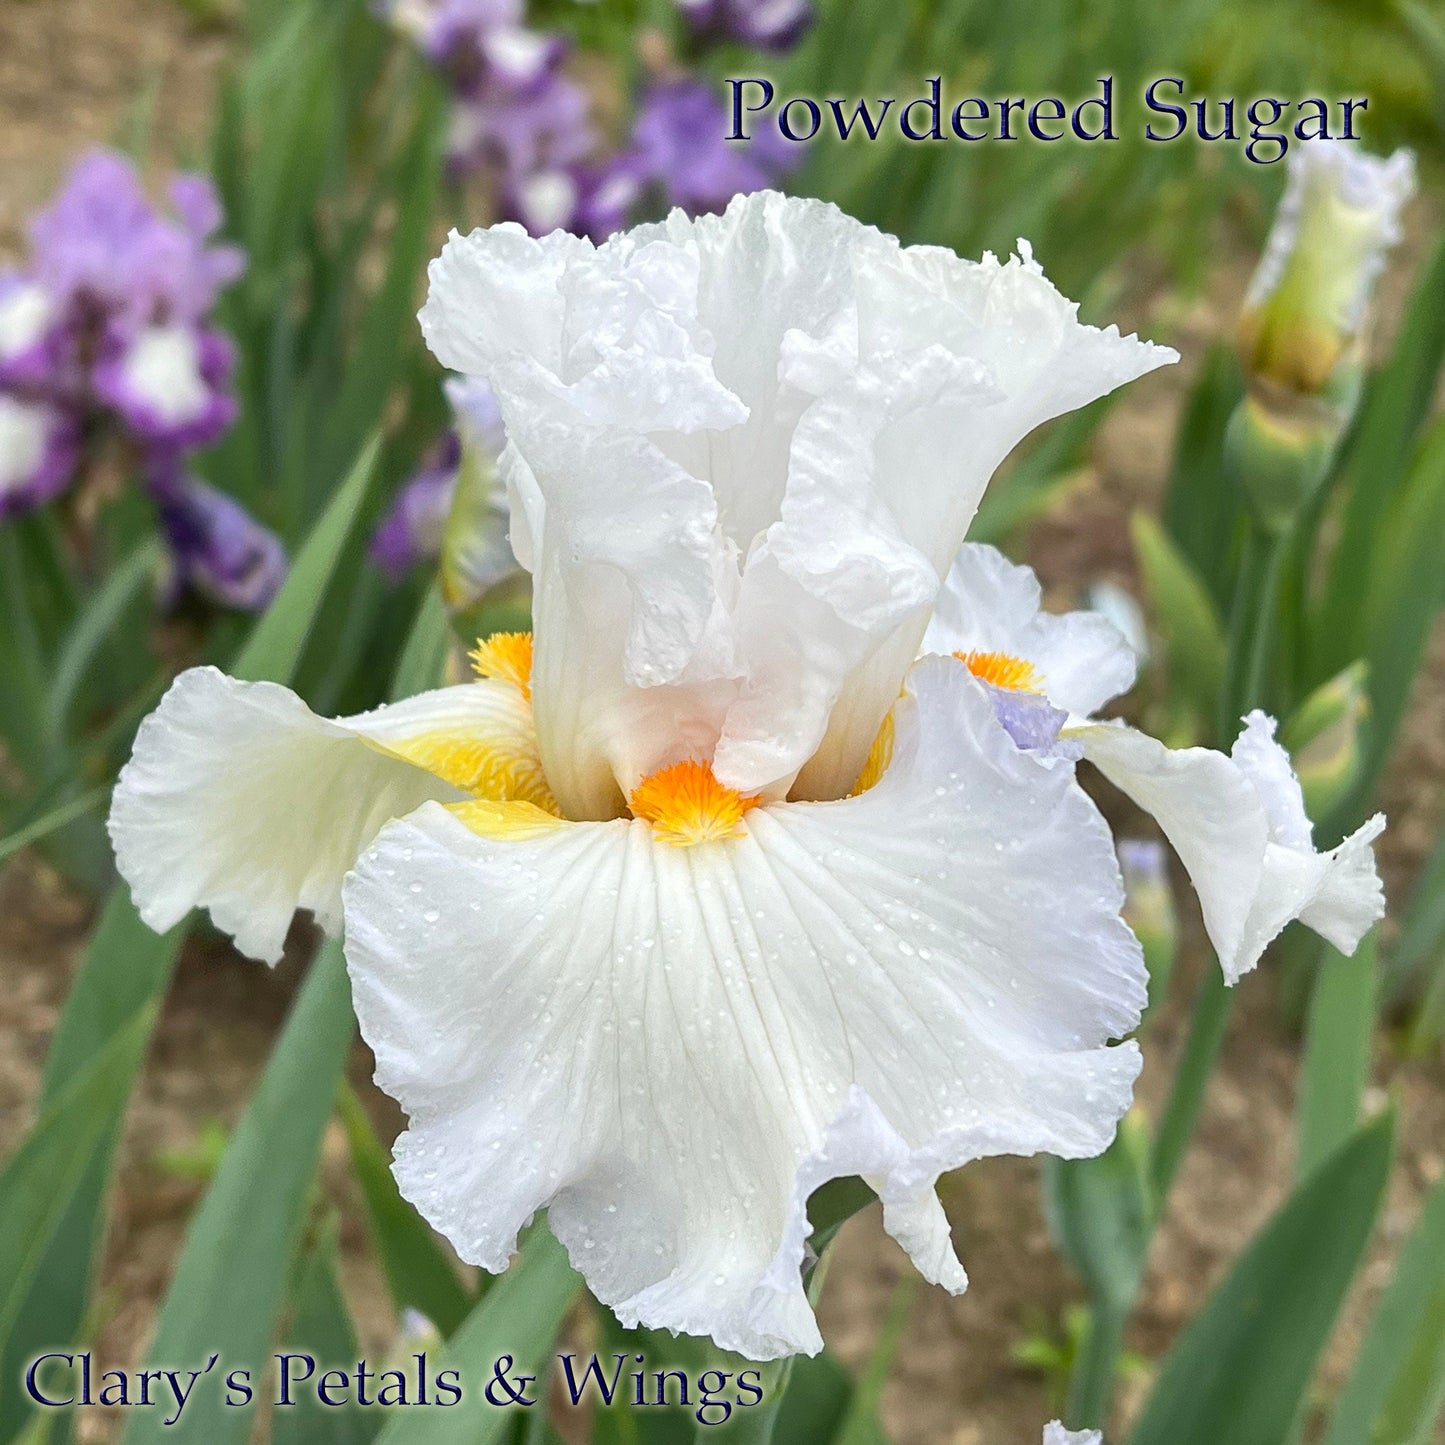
629,79,798,215
384,0,522,79
371,433,464,583
1,149,260,611
499,154,646,241
27,150,244,333
676,0,814,52
0,274,60,389
152,471,287,613
445,43,593,184
370,376,510,583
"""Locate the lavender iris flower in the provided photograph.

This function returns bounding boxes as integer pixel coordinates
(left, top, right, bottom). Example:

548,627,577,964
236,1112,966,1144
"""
0,149,266,610
629,79,798,215
93,325,239,451
675,0,814,52
371,433,465,583
370,376,511,588
27,150,244,332
447,51,593,183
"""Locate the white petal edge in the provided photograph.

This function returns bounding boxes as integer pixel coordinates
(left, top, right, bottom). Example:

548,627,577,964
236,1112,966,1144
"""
343,657,1145,1359
108,666,540,963
1074,717,1385,983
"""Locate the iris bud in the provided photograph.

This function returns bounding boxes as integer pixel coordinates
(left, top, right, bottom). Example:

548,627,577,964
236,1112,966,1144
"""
1282,661,1369,819
1232,140,1414,530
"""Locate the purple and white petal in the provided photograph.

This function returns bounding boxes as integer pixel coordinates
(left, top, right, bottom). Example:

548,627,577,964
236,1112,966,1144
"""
0,392,79,516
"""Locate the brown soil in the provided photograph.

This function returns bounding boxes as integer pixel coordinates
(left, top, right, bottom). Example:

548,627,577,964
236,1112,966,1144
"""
3,5,1445,1445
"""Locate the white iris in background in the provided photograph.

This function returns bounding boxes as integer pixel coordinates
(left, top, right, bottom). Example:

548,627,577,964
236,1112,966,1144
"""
109,192,1376,1360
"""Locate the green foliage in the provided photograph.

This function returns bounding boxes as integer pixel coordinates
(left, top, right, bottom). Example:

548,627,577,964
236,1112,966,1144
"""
0,442,387,1444
1324,1164,1445,1445
830,1279,914,1445
1296,937,1378,1182
1128,1112,1395,1445
231,436,381,684
272,1219,378,1445
339,1088,473,1338
0,899,185,1445
1314,234,1445,683
119,943,356,1445
1130,511,1229,733
1045,1117,1154,1424
1045,1118,1154,1320
0,1006,157,1374
1162,346,1247,610
372,1229,580,1445
1397,829,1445,1045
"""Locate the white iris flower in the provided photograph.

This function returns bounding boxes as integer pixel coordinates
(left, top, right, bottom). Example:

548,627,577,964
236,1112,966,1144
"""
110,192,1372,1361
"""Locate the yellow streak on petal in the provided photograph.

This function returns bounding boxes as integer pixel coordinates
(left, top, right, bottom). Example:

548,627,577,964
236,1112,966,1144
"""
447,798,570,840
954,649,1043,694
383,731,559,814
852,711,895,796
470,631,533,699
629,760,760,847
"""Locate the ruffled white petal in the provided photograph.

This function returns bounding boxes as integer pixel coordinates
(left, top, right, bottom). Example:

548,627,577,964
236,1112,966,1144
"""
108,666,544,964
343,657,1145,1359
1231,707,1315,850
419,192,1174,814
1075,714,1384,983
923,542,1138,718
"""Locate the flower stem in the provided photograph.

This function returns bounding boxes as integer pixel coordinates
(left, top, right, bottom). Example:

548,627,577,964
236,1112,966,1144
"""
1066,1301,1128,1430
1149,964,1232,1204
1241,531,1292,717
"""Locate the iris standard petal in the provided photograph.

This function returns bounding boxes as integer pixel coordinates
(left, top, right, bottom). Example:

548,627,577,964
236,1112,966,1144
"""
922,542,1138,719
418,192,1173,816
343,658,1145,1359
109,666,548,963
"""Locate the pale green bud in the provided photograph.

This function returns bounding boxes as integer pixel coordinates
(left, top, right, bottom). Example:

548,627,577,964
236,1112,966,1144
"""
1282,661,1369,819
1224,392,1341,533
439,441,515,613
1239,140,1414,399
1233,141,1413,531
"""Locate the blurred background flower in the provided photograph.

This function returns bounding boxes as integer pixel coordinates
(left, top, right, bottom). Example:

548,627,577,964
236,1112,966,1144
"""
0,148,280,610
676,0,815,52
